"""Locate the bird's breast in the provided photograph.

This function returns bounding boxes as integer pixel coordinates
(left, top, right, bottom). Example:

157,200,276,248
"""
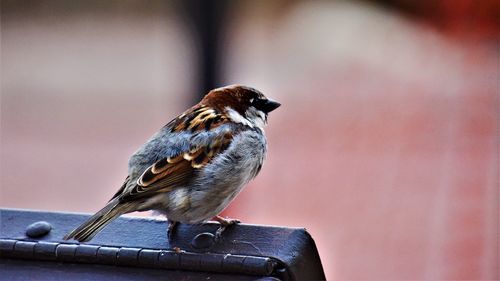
167,129,267,223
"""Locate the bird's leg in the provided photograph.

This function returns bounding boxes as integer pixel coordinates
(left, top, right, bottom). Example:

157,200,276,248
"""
213,215,240,241
213,215,240,225
167,220,178,242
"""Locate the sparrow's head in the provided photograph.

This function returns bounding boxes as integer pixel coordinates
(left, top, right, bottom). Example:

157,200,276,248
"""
202,85,280,128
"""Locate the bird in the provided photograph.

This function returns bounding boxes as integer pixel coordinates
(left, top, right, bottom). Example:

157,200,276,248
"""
63,85,280,242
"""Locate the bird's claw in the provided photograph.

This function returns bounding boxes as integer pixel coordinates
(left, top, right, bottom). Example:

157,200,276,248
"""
173,246,184,254
213,216,240,241
167,220,178,242
213,215,240,226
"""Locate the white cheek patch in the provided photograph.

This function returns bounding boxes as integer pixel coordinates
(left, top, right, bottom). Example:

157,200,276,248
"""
226,106,267,129
226,107,253,127
246,107,267,129
257,110,266,126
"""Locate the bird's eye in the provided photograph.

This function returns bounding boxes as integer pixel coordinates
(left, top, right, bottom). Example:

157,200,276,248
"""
251,98,265,108
249,98,254,104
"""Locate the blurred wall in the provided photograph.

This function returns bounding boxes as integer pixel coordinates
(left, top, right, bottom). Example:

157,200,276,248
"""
1,0,499,280
1,0,195,211
220,1,498,279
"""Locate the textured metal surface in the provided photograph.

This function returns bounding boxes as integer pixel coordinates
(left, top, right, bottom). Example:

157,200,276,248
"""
0,208,326,280
0,239,277,276
1,259,280,281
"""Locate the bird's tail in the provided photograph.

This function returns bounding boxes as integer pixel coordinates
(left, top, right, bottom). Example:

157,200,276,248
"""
63,199,130,242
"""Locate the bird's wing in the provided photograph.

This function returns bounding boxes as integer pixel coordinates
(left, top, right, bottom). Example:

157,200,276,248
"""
166,104,228,133
117,106,237,202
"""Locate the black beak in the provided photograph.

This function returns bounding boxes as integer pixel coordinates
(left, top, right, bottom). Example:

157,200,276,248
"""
261,99,281,113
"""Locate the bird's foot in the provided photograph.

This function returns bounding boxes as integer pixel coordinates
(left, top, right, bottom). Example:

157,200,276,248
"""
166,220,178,242
172,246,184,254
213,216,240,241
213,215,240,226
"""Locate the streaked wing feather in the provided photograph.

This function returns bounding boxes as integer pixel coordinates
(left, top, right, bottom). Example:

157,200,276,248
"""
130,160,194,196
170,105,228,133
119,108,235,202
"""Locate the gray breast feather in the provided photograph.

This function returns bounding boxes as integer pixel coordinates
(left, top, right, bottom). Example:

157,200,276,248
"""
178,129,266,222
198,129,267,188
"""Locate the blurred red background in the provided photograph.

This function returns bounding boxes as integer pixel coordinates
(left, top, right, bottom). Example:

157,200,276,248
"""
1,1,498,279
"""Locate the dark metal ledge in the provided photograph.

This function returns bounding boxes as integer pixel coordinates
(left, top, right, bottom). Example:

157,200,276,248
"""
0,208,325,280
1,239,277,276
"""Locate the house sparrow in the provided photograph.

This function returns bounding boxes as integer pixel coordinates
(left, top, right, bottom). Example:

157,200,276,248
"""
64,85,280,242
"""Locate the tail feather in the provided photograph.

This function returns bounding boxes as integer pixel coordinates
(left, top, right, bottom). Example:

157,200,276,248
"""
64,199,129,242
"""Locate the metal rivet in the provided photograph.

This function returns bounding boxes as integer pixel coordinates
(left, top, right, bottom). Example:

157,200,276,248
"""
191,232,214,249
26,221,52,238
